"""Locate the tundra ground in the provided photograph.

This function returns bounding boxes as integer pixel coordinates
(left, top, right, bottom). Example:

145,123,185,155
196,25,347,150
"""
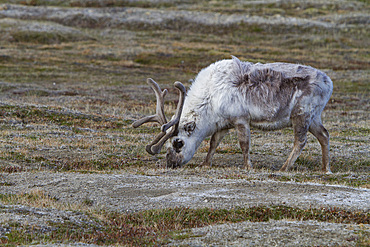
0,0,369,246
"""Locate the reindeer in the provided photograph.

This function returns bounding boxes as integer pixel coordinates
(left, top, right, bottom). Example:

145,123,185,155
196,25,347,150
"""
133,56,333,173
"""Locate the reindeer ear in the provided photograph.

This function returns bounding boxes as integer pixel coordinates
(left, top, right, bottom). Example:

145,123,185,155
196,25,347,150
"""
184,121,196,133
231,55,240,62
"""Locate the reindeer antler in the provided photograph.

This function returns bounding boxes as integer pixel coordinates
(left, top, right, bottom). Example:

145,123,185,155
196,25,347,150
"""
132,78,168,128
132,78,186,155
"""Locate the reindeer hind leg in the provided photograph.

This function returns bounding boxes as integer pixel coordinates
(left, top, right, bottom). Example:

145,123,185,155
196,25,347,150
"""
309,118,331,173
280,114,310,172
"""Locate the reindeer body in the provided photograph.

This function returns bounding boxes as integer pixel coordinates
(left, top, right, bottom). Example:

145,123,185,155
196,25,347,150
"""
134,56,333,172
167,57,333,172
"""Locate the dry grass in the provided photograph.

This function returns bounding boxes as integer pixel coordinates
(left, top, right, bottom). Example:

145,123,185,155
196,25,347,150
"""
0,189,96,211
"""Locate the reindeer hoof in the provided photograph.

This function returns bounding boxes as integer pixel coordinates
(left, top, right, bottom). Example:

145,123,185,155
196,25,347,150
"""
200,161,211,168
243,160,253,170
243,164,253,171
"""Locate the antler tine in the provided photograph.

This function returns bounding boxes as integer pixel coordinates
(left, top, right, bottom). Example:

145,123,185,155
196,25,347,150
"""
149,125,176,154
161,82,186,132
145,132,166,155
148,81,186,154
132,78,168,128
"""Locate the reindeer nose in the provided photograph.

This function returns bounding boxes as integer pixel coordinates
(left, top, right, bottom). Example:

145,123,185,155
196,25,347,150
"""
173,138,184,151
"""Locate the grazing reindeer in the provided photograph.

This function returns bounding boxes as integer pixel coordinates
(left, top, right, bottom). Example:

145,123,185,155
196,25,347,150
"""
133,56,333,173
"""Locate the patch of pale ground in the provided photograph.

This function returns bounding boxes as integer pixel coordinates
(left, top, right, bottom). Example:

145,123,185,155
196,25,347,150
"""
169,220,369,246
0,170,369,245
1,171,369,212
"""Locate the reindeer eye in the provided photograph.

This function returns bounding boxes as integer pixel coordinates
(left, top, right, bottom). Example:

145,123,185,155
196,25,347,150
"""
173,138,184,150
184,121,196,133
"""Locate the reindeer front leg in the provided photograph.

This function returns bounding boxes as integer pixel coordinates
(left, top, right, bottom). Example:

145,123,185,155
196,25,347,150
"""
202,129,229,167
235,120,253,170
309,118,331,174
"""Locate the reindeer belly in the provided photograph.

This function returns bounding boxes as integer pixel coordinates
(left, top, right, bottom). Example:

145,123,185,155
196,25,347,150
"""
248,105,293,130
250,117,292,130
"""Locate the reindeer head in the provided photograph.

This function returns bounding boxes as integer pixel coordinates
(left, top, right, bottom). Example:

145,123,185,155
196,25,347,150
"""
165,118,201,168
132,78,190,168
